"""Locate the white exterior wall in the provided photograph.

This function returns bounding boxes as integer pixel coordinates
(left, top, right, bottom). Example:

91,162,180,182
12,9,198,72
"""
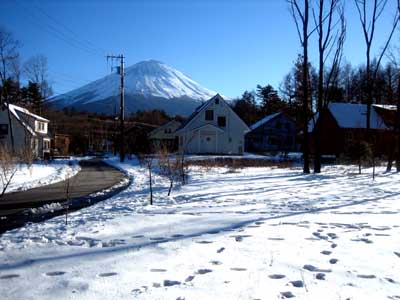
0,109,33,152
178,96,248,155
0,108,49,158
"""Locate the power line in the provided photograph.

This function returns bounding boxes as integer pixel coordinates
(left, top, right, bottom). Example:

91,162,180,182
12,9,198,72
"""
13,0,105,57
30,0,108,56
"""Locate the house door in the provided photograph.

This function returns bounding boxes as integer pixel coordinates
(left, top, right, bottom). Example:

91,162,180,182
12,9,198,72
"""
200,132,217,153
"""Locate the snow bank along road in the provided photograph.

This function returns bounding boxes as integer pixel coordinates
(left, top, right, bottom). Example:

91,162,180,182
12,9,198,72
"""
0,157,399,300
0,158,128,233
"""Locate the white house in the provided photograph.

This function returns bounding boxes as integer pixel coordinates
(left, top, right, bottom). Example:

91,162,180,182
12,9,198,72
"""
0,103,51,158
148,120,181,150
175,94,249,155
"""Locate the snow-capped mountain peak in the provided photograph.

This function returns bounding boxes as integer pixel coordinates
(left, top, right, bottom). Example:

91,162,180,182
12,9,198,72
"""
50,60,219,116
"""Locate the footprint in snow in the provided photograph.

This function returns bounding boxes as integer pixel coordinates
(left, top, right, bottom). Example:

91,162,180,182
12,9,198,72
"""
331,243,338,248
210,260,222,265
232,235,245,242
171,234,185,238
163,280,181,286
327,233,338,239
98,272,118,277
321,250,332,255
329,258,339,264
269,274,286,279
280,291,295,298
132,235,144,238
196,240,213,244
45,271,66,276
196,269,212,275
217,247,225,253
150,237,167,241
247,224,260,228
230,267,247,271
0,274,20,279
290,280,304,288
386,277,396,283
268,237,285,241
150,269,167,272
357,274,376,279
394,252,400,258
185,275,195,282
303,264,331,273
351,238,373,244
316,273,326,280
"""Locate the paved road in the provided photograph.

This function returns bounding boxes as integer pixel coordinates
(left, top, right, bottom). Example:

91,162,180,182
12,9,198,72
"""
0,158,128,233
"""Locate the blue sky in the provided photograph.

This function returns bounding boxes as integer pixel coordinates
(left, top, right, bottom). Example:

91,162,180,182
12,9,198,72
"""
1,0,399,99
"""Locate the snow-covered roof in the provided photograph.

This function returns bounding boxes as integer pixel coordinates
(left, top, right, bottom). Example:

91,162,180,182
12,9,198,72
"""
308,103,389,132
5,103,49,137
250,112,282,131
329,103,387,129
8,104,49,122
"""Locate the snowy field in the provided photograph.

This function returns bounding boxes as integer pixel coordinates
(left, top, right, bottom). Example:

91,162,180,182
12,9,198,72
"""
2,158,80,194
0,157,399,300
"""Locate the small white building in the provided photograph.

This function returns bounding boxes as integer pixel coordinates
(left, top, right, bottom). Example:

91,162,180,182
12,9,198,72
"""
175,94,249,155
148,120,181,150
0,103,51,158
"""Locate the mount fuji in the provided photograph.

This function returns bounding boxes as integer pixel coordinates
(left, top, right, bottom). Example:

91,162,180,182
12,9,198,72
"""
49,60,219,116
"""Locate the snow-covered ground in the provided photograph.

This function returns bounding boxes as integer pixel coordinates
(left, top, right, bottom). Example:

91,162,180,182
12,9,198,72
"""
0,157,399,300
2,158,81,194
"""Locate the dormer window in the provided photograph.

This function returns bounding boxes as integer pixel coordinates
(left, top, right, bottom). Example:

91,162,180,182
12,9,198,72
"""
205,110,214,121
215,98,219,104
35,121,47,133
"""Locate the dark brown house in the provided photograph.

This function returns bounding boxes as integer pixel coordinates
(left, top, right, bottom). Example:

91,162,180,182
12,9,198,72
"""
53,134,71,156
308,103,395,156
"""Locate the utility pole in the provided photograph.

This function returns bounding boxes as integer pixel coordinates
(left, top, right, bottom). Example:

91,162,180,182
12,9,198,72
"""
106,54,125,162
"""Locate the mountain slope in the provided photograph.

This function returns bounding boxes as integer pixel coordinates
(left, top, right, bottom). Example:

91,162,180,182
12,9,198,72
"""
50,60,218,116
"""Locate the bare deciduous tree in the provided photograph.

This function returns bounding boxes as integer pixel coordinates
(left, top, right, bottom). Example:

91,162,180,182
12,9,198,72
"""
354,0,400,131
23,54,53,101
139,153,155,205
354,0,400,179
312,0,346,173
158,146,180,196
288,0,312,173
0,145,18,197
0,27,20,152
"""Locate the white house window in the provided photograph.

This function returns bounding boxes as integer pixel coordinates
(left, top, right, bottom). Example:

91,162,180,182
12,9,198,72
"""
205,110,214,121
36,121,46,132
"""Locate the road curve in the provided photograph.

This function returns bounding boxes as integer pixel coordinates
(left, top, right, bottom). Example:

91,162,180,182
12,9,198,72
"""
0,158,129,233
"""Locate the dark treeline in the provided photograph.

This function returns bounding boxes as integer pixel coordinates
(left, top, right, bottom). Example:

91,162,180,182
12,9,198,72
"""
232,56,400,128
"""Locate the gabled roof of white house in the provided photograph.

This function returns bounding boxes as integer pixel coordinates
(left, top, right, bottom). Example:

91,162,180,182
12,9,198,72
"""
8,104,49,122
5,103,49,137
250,112,282,131
176,94,249,133
308,102,389,132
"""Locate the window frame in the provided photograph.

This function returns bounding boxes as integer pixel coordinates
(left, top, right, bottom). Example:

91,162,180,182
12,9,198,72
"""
205,110,214,121
217,116,226,127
